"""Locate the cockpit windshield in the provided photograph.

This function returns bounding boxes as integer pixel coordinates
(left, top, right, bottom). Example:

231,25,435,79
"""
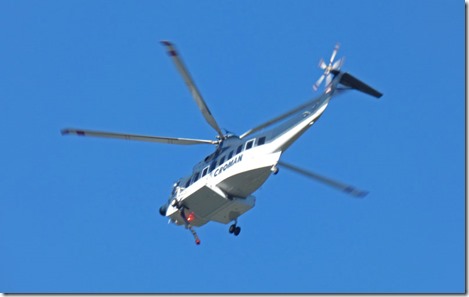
171,180,181,198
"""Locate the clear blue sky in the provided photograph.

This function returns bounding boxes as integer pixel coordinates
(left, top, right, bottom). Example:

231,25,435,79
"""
0,0,465,293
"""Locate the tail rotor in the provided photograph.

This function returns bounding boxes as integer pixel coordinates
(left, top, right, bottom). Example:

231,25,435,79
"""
313,43,345,91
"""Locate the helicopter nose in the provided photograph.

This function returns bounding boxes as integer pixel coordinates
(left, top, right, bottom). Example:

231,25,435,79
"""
159,203,168,216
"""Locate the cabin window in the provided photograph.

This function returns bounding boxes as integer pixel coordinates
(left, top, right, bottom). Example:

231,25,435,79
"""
236,145,243,154
209,160,217,172
257,136,266,146
219,156,225,166
228,151,233,160
193,172,200,183
245,139,255,150
185,179,191,188
202,166,209,177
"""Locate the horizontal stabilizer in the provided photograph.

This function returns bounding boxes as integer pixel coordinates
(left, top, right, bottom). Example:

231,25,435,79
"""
339,72,382,99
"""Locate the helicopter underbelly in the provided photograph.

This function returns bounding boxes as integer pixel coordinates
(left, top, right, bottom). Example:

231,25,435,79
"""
217,166,273,198
168,151,281,227
168,185,256,227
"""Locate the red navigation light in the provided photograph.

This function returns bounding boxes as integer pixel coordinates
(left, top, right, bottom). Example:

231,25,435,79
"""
187,212,195,222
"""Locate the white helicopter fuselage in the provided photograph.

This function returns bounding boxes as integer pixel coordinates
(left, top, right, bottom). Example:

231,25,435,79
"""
165,92,332,227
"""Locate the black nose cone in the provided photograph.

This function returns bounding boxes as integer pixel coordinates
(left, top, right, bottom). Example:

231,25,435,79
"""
159,204,168,216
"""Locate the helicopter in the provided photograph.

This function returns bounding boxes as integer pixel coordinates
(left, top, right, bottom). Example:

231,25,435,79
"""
62,41,382,245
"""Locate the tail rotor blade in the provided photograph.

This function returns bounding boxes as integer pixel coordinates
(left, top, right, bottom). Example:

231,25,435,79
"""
319,58,327,70
325,74,332,88
332,57,345,70
278,161,369,198
329,43,340,64
313,74,325,91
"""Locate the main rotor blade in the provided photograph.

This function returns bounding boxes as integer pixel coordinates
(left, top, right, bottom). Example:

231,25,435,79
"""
278,161,368,198
160,41,224,140
239,97,322,139
61,128,218,145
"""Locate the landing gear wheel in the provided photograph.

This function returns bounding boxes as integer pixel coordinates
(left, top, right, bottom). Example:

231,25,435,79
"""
229,224,236,234
233,226,241,236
